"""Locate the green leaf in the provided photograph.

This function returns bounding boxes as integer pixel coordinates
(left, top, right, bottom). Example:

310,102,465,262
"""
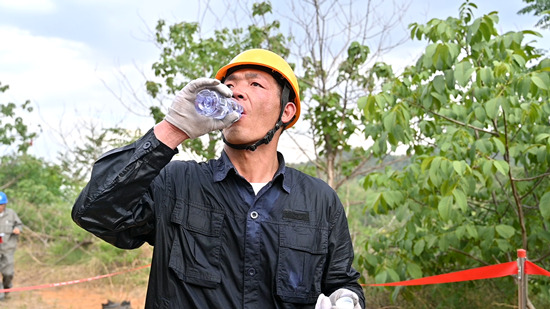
532,73,549,90
492,137,506,155
495,224,515,239
407,263,423,279
518,77,531,98
365,253,379,267
512,54,526,68
429,157,442,186
387,268,400,282
431,92,446,105
455,225,465,239
375,270,388,284
535,133,550,143
539,230,550,243
374,93,387,109
383,112,396,131
357,96,368,110
479,67,493,85
409,23,418,40
453,189,468,212
485,97,500,119
438,196,452,221
494,62,510,77
466,225,478,239
363,96,377,120
493,160,509,176
496,239,512,252
382,190,403,207
425,235,437,248
474,106,487,122
432,75,446,93
455,61,474,87
433,43,448,69
413,239,425,256
452,160,466,176
540,192,550,220
421,156,434,172
439,235,450,251
365,192,382,213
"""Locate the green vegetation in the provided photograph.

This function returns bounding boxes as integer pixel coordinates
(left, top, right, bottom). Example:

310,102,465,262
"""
0,84,151,273
519,0,550,29
358,1,550,306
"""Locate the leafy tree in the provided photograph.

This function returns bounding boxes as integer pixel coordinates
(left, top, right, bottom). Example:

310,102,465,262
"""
286,0,410,190
0,154,67,204
0,82,37,155
0,82,65,204
57,122,144,188
519,0,550,29
358,1,550,305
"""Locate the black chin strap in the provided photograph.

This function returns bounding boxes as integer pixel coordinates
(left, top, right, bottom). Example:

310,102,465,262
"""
223,85,291,151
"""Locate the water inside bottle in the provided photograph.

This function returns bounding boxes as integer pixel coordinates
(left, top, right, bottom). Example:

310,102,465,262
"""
196,89,243,120
335,296,354,309
195,90,228,119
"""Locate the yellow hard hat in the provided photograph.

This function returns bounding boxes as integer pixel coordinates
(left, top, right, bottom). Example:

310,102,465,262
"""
215,49,300,129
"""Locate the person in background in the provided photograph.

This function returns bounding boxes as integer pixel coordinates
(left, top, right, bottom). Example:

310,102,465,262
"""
0,191,23,301
72,49,365,308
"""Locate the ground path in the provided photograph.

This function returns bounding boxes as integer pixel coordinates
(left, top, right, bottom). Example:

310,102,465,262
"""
3,244,149,309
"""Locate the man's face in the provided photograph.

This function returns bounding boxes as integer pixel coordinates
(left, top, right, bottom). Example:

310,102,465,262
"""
222,68,283,144
0,204,5,213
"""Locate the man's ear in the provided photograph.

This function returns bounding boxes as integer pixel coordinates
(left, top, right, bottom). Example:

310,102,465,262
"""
281,102,297,125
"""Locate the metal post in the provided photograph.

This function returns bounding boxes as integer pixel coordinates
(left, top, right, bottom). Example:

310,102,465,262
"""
517,249,527,309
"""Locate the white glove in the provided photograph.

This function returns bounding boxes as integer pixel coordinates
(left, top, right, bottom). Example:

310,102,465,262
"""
164,78,240,139
315,293,333,309
315,289,361,309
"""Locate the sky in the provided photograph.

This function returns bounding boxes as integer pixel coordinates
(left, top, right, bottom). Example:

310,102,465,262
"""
0,0,548,163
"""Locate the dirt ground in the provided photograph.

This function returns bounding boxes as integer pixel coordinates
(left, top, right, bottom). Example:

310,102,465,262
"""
2,247,149,309
3,285,147,309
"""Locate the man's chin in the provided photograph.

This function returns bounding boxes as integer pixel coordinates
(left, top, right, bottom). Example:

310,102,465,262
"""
223,137,254,145
222,131,256,146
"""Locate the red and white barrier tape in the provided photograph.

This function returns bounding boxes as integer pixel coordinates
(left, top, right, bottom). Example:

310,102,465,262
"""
0,264,150,293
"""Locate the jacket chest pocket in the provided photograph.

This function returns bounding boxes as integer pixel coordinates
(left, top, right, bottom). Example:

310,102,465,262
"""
0,219,11,233
169,200,225,288
276,224,328,304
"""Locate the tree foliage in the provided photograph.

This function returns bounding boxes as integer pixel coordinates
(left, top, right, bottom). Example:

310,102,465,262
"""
358,1,550,304
0,82,37,155
519,0,550,29
57,123,144,188
286,0,409,189
0,154,67,204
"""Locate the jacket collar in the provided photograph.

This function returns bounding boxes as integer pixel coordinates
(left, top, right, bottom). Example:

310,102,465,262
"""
213,151,291,193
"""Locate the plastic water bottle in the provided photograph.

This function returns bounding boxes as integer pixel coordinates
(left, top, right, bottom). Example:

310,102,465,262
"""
335,296,354,309
195,89,243,119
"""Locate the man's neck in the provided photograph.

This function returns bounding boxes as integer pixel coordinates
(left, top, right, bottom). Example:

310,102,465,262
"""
224,144,280,183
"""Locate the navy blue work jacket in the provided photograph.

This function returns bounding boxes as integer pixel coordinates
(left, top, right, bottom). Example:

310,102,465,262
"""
72,129,365,309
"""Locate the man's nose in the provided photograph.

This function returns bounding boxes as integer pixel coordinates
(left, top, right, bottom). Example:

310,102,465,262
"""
231,87,245,100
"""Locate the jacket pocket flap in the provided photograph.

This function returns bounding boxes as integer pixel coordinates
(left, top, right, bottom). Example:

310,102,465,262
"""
280,224,328,254
171,200,225,237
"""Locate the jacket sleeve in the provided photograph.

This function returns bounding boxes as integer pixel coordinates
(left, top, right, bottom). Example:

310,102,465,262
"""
12,210,23,231
71,128,177,249
323,201,366,309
